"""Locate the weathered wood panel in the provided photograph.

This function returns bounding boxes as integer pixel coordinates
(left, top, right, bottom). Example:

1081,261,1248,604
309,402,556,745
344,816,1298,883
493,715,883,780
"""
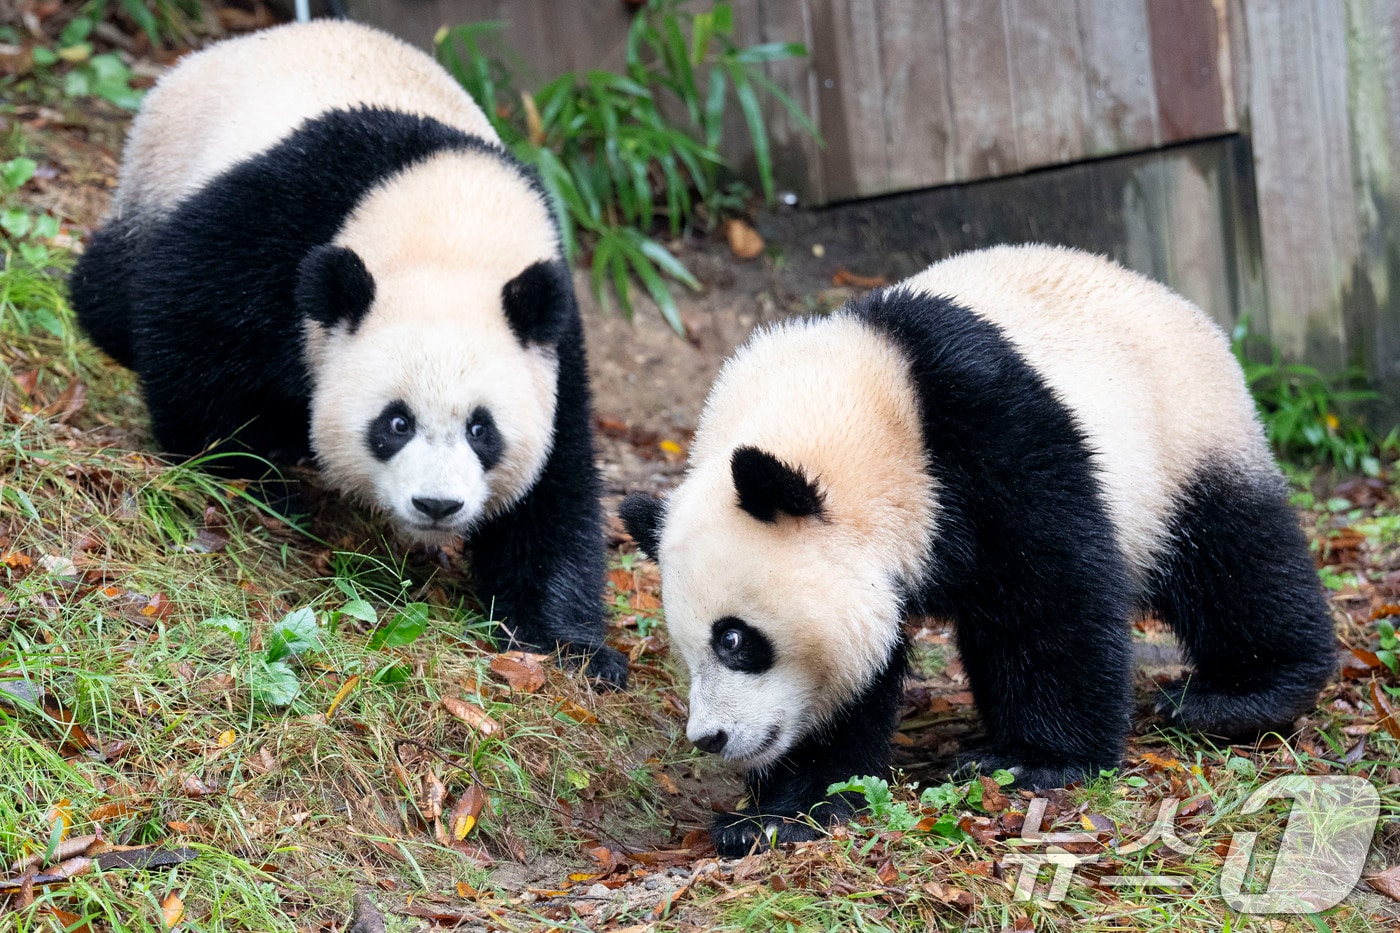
1240,0,1349,368
1146,0,1235,142
352,0,1236,201
1336,0,1400,413
877,0,953,192
1007,0,1088,169
943,0,1020,182
1076,0,1159,155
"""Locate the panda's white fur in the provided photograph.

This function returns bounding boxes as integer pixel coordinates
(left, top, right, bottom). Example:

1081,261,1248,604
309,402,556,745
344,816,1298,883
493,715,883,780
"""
113,19,497,219
623,244,1335,852
305,150,562,541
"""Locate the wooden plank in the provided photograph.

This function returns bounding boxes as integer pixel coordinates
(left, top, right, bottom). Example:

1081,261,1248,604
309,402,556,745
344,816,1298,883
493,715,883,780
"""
1159,148,1235,326
876,0,954,191
1335,0,1400,410
944,0,1019,181
809,0,890,200
1241,0,1347,367
1075,0,1159,155
1006,0,1088,169
1146,0,1233,142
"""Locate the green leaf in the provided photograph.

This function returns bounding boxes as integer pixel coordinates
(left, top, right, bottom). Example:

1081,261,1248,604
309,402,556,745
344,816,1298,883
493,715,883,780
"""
206,616,247,644
252,660,300,707
729,63,774,201
2,157,37,192
31,214,60,239
119,0,161,47
60,16,93,47
32,46,58,67
340,599,377,625
636,237,701,290
368,602,430,650
734,42,807,64
1,209,32,239
372,661,411,685
265,607,319,663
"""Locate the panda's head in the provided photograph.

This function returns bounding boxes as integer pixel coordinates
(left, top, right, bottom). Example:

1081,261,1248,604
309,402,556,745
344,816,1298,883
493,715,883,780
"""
298,243,569,545
621,446,908,772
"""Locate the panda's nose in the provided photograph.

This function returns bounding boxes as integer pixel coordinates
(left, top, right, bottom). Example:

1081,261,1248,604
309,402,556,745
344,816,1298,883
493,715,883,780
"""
694,730,728,754
412,497,464,521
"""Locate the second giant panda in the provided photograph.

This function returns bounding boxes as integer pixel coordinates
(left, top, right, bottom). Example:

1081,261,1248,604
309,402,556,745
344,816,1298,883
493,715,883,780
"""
622,245,1336,854
70,20,627,686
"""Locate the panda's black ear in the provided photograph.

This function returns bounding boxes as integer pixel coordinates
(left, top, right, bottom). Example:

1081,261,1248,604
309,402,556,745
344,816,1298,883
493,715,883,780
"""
620,494,665,558
297,244,376,332
502,259,573,345
731,446,825,523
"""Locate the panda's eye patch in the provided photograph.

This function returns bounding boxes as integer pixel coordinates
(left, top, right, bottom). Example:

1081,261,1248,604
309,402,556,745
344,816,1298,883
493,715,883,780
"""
466,406,503,471
367,400,415,462
711,617,774,674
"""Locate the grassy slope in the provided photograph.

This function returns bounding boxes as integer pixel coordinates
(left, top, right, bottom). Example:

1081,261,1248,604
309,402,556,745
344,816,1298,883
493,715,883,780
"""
3,102,1400,933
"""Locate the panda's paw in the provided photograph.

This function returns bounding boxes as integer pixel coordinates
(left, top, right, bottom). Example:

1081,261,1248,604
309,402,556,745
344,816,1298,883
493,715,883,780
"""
710,811,822,857
1154,677,1288,739
953,749,1106,791
579,643,629,690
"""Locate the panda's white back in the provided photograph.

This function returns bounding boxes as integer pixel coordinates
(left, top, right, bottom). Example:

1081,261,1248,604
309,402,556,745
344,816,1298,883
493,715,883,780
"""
113,19,498,218
903,244,1272,578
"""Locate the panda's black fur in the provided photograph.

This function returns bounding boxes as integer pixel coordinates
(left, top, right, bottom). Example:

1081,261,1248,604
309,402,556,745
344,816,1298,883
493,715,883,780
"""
623,283,1336,855
71,108,627,687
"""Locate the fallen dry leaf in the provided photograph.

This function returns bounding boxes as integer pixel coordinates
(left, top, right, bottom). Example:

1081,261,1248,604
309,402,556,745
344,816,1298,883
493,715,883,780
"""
490,654,546,694
1366,865,1400,901
831,268,888,288
450,784,487,840
90,801,141,822
420,770,447,822
724,218,764,260
9,833,101,873
161,892,184,929
875,857,899,885
326,674,360,719
442,697,500,736
979,775,1010,813
557,699,598,724
1372,681,1400,742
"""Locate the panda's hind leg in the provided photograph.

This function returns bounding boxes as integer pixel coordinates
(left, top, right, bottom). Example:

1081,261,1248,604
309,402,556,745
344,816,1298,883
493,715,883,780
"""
1146,465,1336,738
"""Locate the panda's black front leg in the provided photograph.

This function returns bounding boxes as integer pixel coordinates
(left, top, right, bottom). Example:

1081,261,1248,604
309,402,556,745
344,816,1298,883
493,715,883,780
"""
710,647,907,855
465,324,627,688
948,560,1134,789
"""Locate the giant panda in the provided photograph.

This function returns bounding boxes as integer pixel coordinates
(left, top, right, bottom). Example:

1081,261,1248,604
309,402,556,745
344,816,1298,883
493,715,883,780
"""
621,244,1336,854
69,20,627,687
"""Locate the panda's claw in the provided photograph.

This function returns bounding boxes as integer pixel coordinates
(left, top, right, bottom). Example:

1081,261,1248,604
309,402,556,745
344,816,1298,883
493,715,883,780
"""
710,811,822,857
580,643,629,690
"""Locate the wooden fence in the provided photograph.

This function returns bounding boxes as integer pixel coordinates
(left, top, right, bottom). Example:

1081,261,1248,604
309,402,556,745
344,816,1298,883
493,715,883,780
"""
347,0,1400,413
